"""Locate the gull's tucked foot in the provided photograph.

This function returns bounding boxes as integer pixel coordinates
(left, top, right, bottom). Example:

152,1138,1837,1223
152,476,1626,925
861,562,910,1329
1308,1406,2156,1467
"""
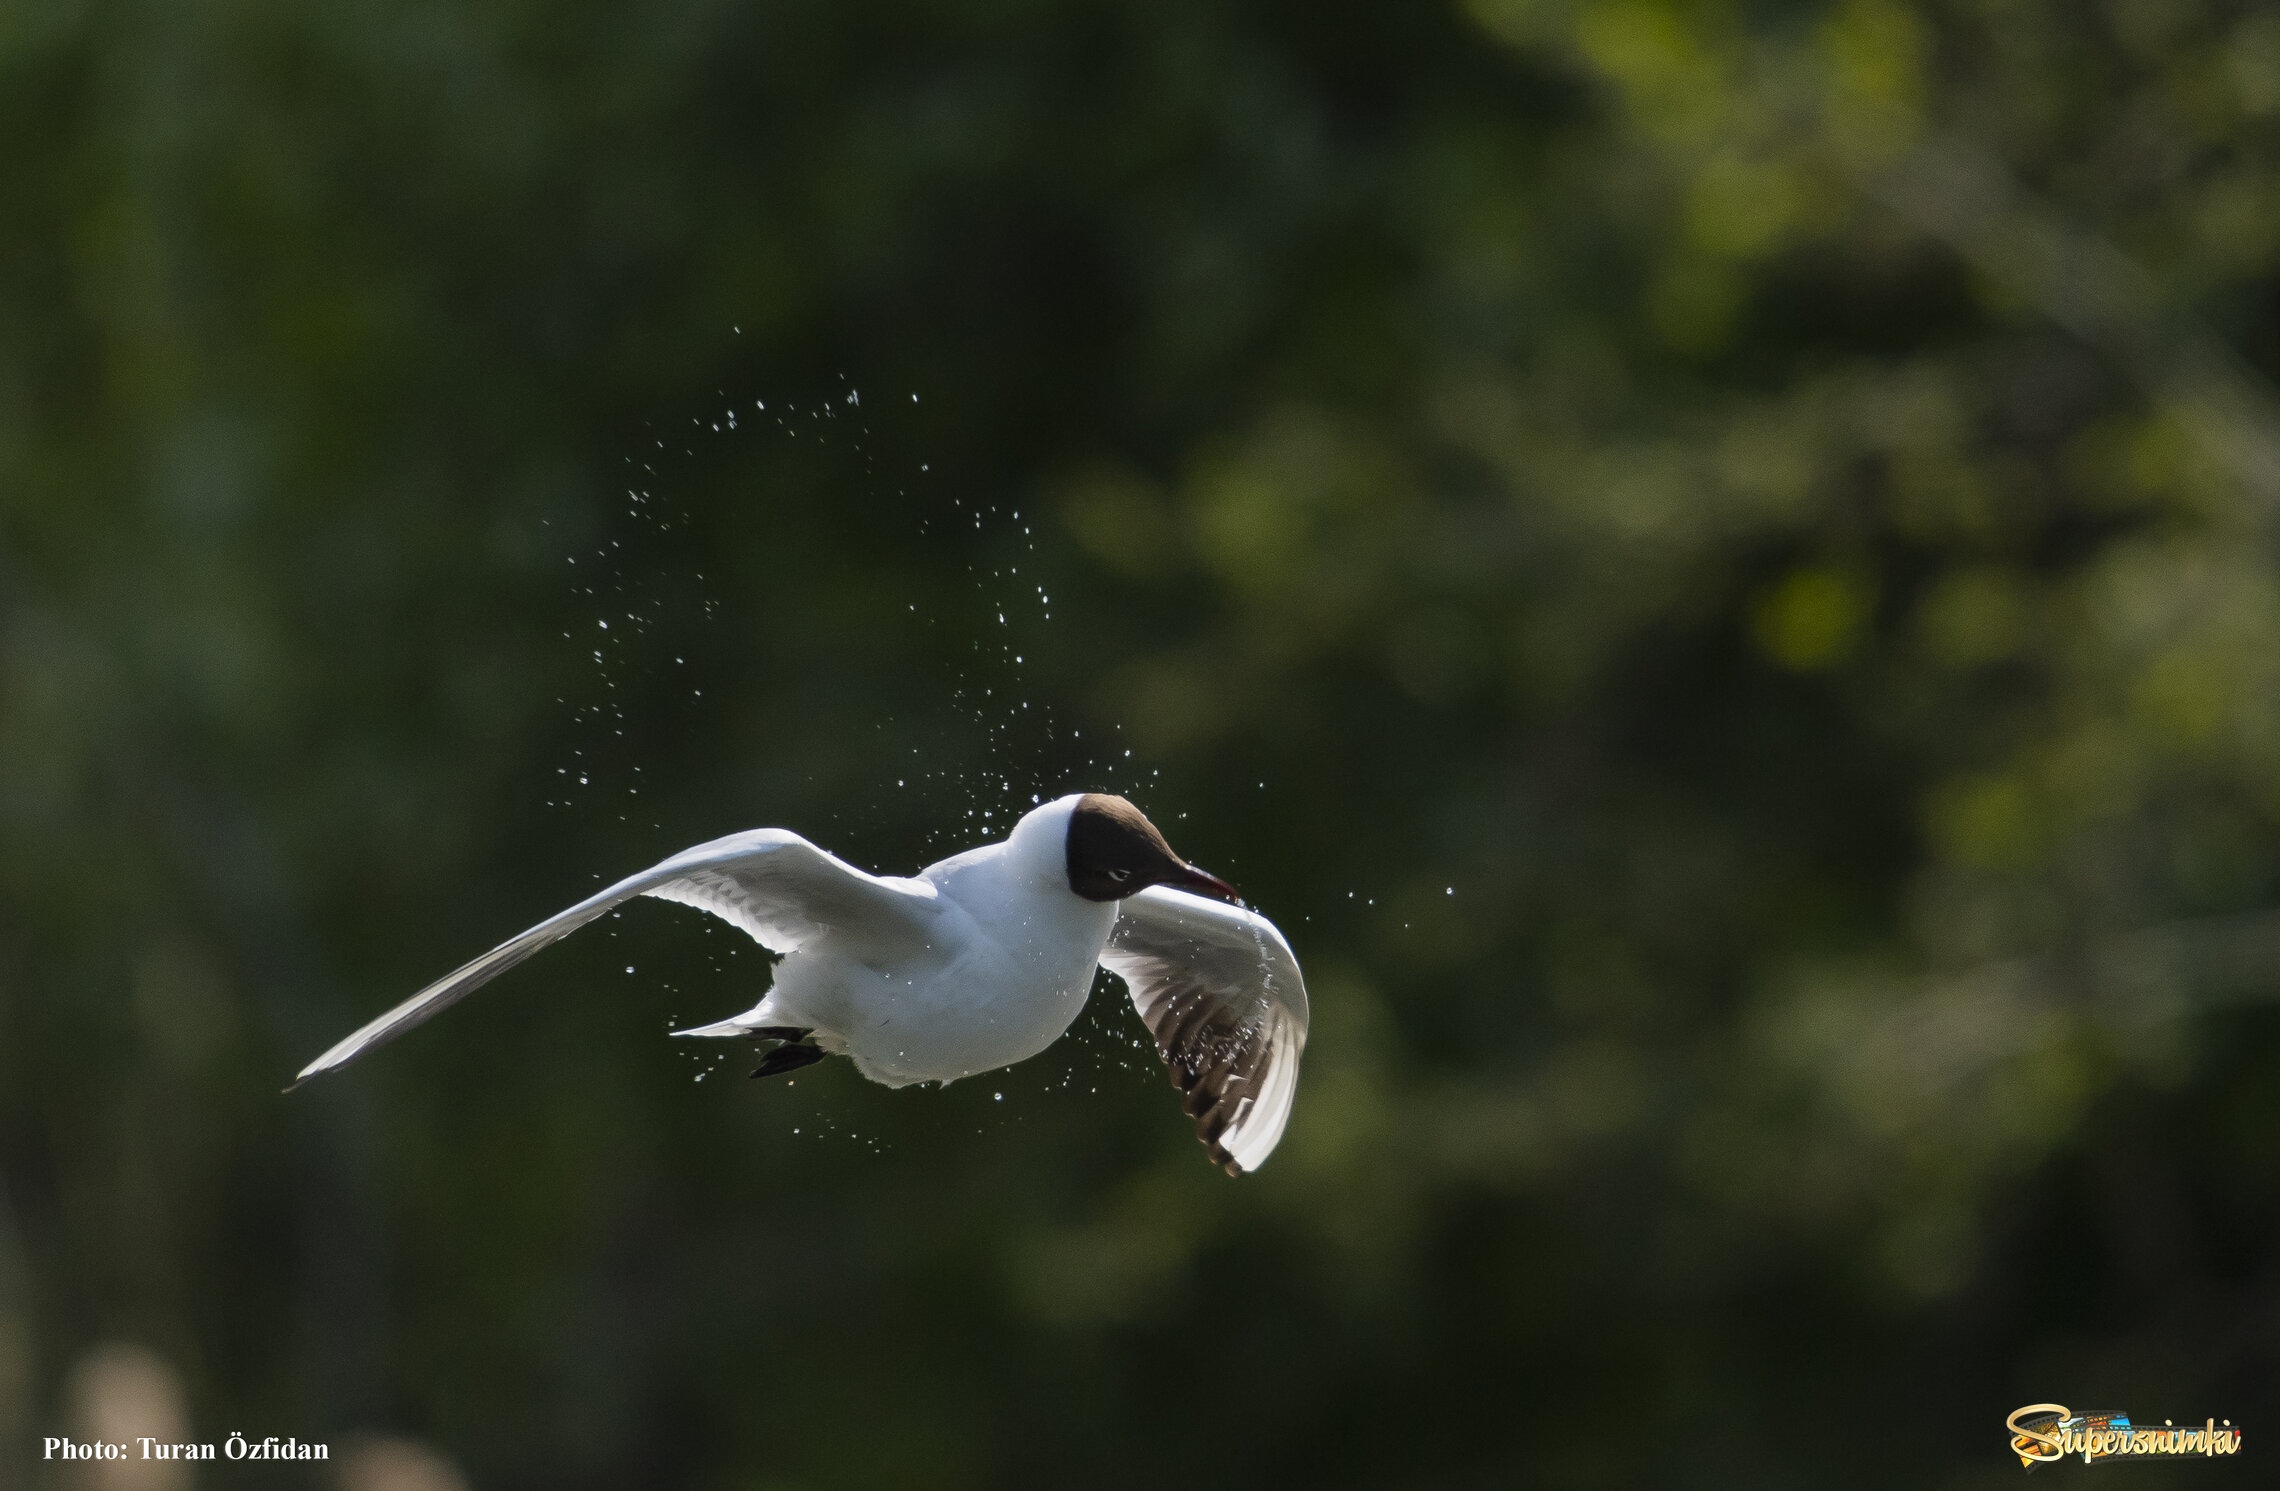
750,1043,826,1079
749,1026,812,1045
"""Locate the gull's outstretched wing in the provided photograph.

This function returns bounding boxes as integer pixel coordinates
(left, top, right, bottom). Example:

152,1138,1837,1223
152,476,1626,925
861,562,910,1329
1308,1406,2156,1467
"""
290,829,940,1088
1100,886,1309,1175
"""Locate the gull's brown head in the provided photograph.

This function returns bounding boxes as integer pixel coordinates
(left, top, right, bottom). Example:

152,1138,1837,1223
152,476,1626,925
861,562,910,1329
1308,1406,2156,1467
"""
1064,793,1241,904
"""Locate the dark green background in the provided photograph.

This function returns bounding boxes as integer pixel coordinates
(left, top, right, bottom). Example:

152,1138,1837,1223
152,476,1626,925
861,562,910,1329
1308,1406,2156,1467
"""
7,0,2280,1485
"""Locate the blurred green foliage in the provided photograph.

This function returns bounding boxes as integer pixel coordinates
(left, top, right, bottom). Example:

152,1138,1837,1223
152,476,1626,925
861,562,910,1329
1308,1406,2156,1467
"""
6,0,2280,1485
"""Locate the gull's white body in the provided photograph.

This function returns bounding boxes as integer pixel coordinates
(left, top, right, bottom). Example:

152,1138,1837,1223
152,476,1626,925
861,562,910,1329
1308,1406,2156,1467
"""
676,798,1117,1084
294,793,1309,1172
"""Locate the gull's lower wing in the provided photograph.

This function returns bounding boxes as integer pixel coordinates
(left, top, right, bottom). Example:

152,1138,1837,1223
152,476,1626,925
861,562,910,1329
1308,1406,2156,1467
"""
289,829,940,1088
1100,885,1309,1175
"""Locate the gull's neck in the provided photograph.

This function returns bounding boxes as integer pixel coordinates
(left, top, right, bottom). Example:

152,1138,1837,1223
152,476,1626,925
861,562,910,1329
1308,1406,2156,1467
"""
1002,794,1082,889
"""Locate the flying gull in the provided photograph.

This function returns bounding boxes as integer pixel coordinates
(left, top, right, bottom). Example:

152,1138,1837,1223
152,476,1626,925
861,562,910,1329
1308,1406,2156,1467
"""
291,793,1309,1173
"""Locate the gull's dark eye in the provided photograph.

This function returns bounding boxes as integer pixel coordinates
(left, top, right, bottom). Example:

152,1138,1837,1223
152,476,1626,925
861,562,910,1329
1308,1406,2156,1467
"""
1107,868,1132,884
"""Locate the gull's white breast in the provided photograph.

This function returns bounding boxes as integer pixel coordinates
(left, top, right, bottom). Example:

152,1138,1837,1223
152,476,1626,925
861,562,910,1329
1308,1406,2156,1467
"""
762,803,1117,1086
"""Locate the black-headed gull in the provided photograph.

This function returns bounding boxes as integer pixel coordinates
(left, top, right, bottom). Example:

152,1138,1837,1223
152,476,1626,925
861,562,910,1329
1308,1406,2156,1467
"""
292,794,1309,1173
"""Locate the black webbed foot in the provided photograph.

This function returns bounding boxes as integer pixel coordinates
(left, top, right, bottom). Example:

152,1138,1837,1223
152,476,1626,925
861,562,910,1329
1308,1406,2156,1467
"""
749,1042,826,1079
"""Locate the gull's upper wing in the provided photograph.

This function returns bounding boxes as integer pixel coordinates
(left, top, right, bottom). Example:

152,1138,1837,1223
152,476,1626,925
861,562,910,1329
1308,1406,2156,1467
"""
290,829,939,1087
1099,886,1310,1175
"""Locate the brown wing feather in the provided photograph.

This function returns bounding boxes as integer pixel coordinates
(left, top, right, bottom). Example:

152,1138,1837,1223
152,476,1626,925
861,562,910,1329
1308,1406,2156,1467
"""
1101,887,1309,1174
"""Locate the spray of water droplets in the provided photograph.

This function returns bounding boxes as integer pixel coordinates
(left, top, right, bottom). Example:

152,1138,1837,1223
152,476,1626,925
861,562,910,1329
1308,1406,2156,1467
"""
526,370,1284,1156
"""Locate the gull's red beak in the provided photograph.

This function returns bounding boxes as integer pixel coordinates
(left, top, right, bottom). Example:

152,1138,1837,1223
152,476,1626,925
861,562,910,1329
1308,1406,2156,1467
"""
1170,864,1244,906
